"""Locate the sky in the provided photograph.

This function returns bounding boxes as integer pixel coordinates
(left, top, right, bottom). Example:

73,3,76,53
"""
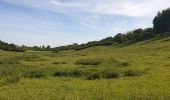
0,0,170,47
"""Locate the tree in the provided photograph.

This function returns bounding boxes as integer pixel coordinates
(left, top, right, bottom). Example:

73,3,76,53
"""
101,37,114,45
153,8,170,34
0,40,26,52
143,28,155,39
46,45,51,51
113,33,127,43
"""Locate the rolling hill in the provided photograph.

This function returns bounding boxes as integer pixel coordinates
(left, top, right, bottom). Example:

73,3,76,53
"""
0,35,170,99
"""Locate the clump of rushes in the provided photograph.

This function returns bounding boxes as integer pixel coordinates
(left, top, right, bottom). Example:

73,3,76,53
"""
23,70,46,78
53,62,67,65
53,71,70,77
103,70,120,79
124,69,143,76
87,72,101,80
121,62,130,66
71,70,85,77
75,59,102,65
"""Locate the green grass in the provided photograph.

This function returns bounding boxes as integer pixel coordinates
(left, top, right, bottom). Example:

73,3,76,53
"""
0,37,170,99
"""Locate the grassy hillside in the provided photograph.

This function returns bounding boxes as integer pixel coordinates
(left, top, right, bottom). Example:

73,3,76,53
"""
0,36,170,100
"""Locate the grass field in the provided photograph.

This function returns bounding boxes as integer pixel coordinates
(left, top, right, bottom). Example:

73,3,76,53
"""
0,36,170,100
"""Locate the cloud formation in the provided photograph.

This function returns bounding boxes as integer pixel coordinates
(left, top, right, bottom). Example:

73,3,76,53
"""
1,0,170,46
3,0,170,17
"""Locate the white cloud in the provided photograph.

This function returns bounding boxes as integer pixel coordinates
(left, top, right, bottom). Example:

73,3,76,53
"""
1,0,170,46
3,0,170,17
81,0,170,17
2,0,170,33
51,1,87,8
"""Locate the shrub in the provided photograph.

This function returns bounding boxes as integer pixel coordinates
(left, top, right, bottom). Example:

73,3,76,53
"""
23,71,46,78
103,70,120,79
53,71,70,77
75,59,102,65
87,72,101,80
124,69,143,76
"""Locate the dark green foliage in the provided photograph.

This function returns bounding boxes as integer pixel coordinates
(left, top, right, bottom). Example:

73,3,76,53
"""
23,71,46,78
53,62,67,65
100,37,115,45
52,37,115,51
87,72,101,80
0,40,26,52
122,62,130,66
72,70,85,77
53,70,88,77
53,71,70,77
113,28,155,44
153,8,170,34
75,59,102,65
52,50,59,53
142,28,155,39
124,69,143,76
114,33,128,44
30,45,52,51
52,68,143,79
103,70,120,79
52,26,156,51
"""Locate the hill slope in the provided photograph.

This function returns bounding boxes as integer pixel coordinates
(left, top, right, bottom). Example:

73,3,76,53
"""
0,36,170,99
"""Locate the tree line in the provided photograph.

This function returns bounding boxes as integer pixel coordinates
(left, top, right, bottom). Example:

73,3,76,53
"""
0,40,26,52
1,7,170,52
52,7,170,52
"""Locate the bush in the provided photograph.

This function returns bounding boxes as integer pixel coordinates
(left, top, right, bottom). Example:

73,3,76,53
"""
87,72,101,80
124,69,143,76
75,59,102,65
53,71,70,77
23,71,46,78
103,70,120,79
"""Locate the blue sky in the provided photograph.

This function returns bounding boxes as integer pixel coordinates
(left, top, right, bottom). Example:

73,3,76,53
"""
0,0,170,47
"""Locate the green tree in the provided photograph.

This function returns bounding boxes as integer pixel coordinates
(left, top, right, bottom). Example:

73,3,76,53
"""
153,8,170,34
113,33,127,43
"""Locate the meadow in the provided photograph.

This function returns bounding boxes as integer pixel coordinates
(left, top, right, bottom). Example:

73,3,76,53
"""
0,36,170,100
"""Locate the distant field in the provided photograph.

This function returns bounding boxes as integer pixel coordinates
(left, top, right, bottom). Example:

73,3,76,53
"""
0,37,170,100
